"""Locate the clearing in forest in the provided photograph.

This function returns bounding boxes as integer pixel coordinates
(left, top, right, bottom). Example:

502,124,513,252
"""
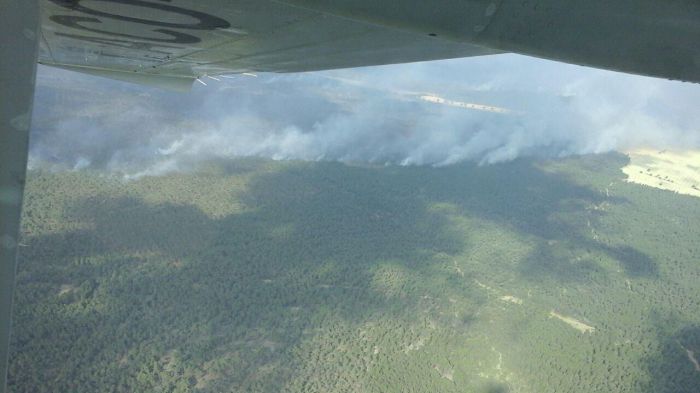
622,149,700,198
682,346,700,372
500,295,523,305
58,284,76,296
549,311,595,334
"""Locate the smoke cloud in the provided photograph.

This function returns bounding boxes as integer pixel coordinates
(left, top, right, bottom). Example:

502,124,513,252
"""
29,54,700,177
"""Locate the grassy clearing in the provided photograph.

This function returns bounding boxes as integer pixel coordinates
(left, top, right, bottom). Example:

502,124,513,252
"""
622,149,700,198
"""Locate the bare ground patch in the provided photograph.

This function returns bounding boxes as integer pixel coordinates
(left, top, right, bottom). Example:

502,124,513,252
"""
500,295,523,305
58,284,76,296
549,311,595,334
622,149,700,198
432,364,454,381
679,344,700,372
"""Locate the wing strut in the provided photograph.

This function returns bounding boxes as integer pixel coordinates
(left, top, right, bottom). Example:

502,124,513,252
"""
0,1,40,392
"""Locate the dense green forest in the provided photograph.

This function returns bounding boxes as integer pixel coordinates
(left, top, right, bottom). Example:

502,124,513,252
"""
7,153,700,392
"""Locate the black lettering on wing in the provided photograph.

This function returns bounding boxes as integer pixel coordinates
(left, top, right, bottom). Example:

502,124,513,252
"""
50,15,201,44
48,0,231,30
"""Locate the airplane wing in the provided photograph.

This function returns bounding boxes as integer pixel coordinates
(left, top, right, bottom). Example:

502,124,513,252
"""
38,0,501,89
279,0,700,83
38,0,700,89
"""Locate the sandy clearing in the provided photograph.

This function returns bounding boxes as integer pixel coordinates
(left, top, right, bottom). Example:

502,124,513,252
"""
262,340,278,351
58,284,76,296
454,263,465,277
404,338,425,354
500,295,523,305
474,280,495,292
195,371,220,390
117,354,128,366
432,364,454,381
622,149,700,198
550,311,595,333
684,348,700,372
420,94,513,114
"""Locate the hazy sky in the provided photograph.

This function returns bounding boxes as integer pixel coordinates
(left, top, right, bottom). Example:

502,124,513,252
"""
30,54,700,178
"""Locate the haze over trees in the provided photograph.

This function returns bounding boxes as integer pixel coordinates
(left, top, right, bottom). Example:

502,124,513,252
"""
8,153,700,392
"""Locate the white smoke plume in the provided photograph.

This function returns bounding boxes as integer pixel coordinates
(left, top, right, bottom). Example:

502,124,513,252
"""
29,54,700,177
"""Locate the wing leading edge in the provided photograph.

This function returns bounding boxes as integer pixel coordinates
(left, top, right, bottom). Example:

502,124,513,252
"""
278,0,700,83
38,0,700,85
38,0,501,87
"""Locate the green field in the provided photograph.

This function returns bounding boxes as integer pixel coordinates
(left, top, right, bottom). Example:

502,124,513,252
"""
8,153,700,392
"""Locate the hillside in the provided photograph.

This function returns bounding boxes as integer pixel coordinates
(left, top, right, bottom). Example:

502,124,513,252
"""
8,153,700,393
